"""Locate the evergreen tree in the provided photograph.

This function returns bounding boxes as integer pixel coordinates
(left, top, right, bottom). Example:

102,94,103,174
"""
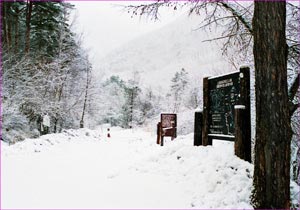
121,79,141,128
97,76,126,126
170,68,188,112
1,1,93,142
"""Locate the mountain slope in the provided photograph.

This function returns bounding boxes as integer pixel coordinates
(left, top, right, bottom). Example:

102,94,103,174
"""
96,14,234,89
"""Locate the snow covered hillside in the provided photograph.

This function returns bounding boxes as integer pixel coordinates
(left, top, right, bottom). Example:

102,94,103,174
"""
2,127,256,209
96,14,234,89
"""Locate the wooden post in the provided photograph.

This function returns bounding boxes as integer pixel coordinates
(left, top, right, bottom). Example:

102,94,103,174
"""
234,106,243,158
157,122,161,145
160,127,164,147
240,66,251,162
208,136,213,146
171,122,176,140
202,77,210,146
234,66,251,163
234,106,250,162
174,127,177,139
194,111,203,146
239,66,251,111
171,122,174,140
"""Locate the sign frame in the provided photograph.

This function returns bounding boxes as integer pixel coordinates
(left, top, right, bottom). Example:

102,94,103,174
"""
157,113,177,146
199,66,251,162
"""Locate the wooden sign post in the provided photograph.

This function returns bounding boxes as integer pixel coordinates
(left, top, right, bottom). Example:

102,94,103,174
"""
157,122,161,145
157,113,177,146
194,111,203,146
234,66,251,162
202,77,210,146
197,66,251,162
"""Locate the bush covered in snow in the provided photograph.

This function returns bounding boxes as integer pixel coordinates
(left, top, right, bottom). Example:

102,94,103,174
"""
1,110,39,144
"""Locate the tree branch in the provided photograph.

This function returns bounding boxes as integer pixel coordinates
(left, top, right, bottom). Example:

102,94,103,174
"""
218,2,253,35
290,102,300,117
289,72,300,102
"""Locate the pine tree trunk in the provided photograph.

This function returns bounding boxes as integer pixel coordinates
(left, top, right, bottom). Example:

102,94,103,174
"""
1,2,7,48
25,0,32,54
2,3,12,51
7,4,12,51
252,1,291,208
14,6,19,54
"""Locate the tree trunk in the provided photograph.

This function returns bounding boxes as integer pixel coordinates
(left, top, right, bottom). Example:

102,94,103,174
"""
129,88,135,128
7,5,12,51
14,6,19,54
53,117,58,133
1,3,5,44
2,3,12,51
80,69,90,128
252,1,291,208
1,2,7,47
25,0,32,54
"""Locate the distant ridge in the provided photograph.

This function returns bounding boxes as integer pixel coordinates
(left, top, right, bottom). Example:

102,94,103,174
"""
96,14,234,90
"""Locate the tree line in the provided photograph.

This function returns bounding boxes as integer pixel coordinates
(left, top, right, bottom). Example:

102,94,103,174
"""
1,1,93,142
95,69,201,130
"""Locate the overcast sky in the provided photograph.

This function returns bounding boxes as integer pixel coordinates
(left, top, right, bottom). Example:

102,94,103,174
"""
71,1,184,65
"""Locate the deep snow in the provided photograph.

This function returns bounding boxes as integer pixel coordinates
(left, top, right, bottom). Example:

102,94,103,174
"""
0,127,258,208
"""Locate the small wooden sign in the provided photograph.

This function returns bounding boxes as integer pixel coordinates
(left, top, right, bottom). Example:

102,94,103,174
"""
157,113,177,146
161,114,176,128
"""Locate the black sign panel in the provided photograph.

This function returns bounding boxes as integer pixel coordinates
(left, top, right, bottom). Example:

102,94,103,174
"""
208,72,240,135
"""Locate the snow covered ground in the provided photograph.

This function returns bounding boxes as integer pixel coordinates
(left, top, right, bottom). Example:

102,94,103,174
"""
0,127,271,208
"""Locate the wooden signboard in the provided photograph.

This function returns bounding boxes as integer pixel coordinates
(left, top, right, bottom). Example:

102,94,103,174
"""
157,113,177,146
196,66,251,162
161,113,177,137
161,114,176,128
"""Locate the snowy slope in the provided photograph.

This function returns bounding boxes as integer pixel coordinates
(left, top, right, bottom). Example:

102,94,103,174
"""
96,14,234,89
2,127,256,209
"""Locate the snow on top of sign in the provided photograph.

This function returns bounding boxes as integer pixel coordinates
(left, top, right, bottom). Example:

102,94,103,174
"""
234,105,246,109
208,70,240,80
239,64,251,69
208,134,235,138
195,107,202,112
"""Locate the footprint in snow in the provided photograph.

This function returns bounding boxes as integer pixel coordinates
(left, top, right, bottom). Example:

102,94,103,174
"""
107,172,119,179
107,174,116,179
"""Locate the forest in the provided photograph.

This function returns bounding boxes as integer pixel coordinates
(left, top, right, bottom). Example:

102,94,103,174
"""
2,1,202,141
2,2,92,139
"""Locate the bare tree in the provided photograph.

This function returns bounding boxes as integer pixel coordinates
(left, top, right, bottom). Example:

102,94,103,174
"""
80,59,92,128
126,1,299,114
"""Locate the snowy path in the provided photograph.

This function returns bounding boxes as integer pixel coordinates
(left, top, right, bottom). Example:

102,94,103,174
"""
1,127,254,209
